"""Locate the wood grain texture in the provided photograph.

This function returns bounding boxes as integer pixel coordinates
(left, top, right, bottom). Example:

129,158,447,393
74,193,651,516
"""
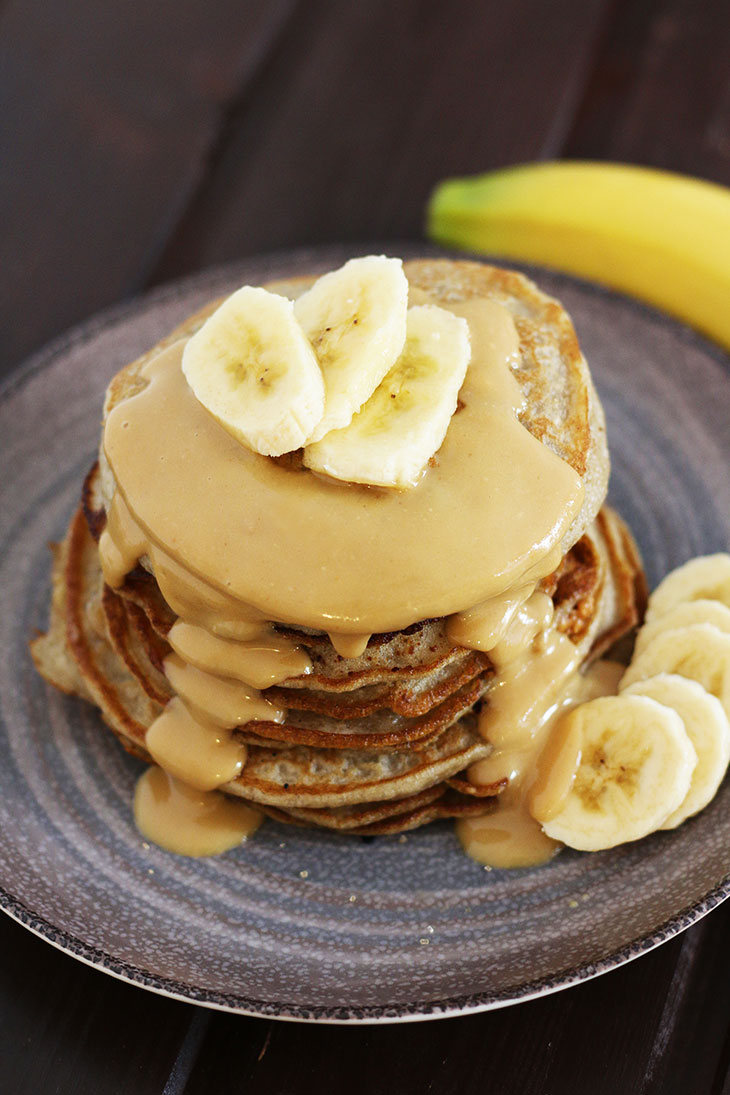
0,0,297,374
565,0,730,185
641,900,730,1095
150,0,609,281
178,925,711,1095
0,914,195,1095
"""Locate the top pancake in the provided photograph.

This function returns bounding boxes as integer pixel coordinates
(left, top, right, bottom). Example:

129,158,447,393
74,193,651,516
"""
99,259,609,577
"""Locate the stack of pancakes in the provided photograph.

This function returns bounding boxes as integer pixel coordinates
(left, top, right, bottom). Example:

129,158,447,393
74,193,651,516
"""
32,260,646,836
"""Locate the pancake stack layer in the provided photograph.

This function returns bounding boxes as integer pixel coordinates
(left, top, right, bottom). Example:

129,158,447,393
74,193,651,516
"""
32,260,646,837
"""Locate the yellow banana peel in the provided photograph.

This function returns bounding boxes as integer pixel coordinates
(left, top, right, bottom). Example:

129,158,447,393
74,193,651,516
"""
427,161,730,352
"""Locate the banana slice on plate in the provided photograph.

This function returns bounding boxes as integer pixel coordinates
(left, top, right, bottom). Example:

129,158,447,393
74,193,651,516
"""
620,623,730,720
182,286,325,457
304,304,470,488
645,553,730,622
623,674,730,829
295,256,409,442
536,695,696,851
634,599,730,657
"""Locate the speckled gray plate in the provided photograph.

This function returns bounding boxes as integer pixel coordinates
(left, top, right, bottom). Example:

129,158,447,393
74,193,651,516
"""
2,245,730,1023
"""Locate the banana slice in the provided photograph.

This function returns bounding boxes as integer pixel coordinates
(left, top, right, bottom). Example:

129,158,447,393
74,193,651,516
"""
181,286,325,456
623,674,730,829
645,554,730,623
538,695,696,851
304,304,470,488
294,256,409,442
620,623,730,720
634,599,730,657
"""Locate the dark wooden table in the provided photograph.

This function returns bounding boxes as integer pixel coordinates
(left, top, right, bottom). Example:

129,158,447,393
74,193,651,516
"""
2,1,730,1091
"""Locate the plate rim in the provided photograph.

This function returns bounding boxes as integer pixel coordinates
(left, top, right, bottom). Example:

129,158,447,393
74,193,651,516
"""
1,877,727,1024
3,243,730,1024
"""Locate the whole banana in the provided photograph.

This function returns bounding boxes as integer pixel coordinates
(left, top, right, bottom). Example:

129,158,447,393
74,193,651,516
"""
427,161,730,350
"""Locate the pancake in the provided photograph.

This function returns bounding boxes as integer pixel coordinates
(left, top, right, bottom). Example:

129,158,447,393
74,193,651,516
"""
264,653,489,718
257,787,496,835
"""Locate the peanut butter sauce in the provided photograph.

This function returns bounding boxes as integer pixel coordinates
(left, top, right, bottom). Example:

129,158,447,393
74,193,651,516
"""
101,286,589,860
328,632,371,658
99,472,309,854
457,801,561,869
167,620,311,688
163,653,283,727
134,766,262,856
458,656,625,868
145,697,248,791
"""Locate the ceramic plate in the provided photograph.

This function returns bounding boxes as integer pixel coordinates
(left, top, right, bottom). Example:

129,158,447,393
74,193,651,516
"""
2,246,730,1023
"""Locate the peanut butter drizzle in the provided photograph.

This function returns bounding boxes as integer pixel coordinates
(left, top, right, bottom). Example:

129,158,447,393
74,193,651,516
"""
163,653,283,727
153,549,269,640
458,650,625,869
528,660,625,823
99,488,308,854
134,766,262,857
99,489,148,588
167,620,311,688
101,289,587,858
447,582,557,653
446,584,535,652
328,632,371,658
458,626,581,870
145,697,247,791
457,800,561,869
